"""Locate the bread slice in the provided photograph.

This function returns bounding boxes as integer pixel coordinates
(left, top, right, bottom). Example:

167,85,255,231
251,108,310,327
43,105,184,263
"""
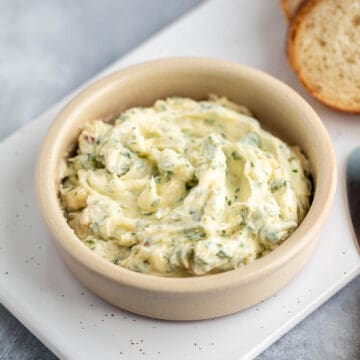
288,0,360,113
281,0,304,21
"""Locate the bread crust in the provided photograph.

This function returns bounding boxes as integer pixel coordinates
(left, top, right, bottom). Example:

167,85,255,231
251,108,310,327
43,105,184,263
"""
280,0,304,21
280,0,291,21
287,0,360,113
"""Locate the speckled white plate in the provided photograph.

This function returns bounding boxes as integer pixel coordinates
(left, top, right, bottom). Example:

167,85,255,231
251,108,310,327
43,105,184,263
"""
0,1,359,359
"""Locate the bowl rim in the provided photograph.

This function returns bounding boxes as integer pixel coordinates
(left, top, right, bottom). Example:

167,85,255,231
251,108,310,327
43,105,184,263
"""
35,57,337,294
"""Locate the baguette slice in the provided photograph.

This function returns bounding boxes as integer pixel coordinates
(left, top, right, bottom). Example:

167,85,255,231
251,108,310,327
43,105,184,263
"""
288,0,360,113
281,0,304,21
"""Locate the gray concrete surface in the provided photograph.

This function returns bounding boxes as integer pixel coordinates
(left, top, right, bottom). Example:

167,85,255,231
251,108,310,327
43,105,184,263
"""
0,1,359,359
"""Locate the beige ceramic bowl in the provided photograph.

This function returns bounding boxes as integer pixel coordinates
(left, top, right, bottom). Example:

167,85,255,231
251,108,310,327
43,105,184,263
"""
35,58,336,320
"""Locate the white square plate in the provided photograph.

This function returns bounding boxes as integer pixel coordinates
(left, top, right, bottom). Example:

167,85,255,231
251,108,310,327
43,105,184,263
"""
1,1,359,359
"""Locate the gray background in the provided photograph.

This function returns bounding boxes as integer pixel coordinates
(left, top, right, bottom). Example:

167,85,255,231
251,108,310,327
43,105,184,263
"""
0,1,359,359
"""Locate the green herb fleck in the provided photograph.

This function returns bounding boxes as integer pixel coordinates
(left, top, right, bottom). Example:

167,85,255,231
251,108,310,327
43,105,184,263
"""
84,238,96,250
116,114,129,123
231,151,242,160
271,180,287,191
204,118,215,125
195,257,208,266
225,196,232,206
165,170,174,180
184,228,206,241
220,132,227,139
87,153,104,169
90,222,99,233
239,207,249,217
113,256,123,265
265,231,279,243
130,266,143,273
121,150,131,159
216,250,231,259
185,176,199,190
241,132,260,147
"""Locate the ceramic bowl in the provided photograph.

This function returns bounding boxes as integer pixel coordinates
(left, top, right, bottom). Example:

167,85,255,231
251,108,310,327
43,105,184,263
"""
35,58,337,320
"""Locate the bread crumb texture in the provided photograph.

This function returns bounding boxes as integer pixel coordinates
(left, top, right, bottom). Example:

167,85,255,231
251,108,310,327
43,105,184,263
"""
288,0,360,113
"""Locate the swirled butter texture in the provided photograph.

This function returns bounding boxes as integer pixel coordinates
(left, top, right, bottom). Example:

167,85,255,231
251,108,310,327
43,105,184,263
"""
60,96,312,276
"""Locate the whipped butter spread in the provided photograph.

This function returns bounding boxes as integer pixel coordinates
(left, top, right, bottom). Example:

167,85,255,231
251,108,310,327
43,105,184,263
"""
60,96,312,276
